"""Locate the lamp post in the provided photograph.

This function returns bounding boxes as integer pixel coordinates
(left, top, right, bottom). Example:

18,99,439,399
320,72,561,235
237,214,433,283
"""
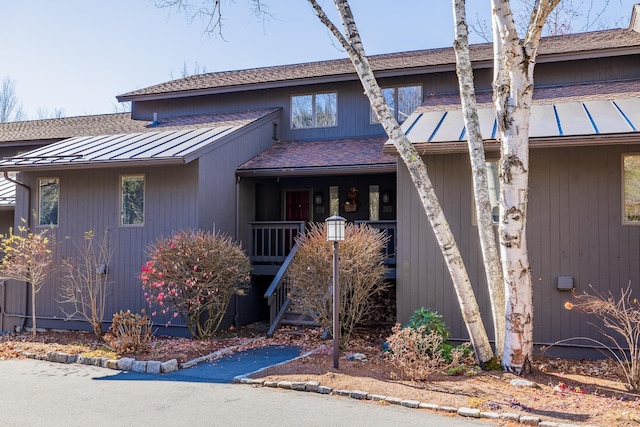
326,213,346,369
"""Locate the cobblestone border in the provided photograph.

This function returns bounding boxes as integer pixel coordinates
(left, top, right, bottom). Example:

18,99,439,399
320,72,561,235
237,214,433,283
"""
233,374,599,427
18,341,600,427
16,336,263,375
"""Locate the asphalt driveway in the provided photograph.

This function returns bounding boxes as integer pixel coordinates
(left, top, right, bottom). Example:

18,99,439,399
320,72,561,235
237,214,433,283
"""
94,344,302,383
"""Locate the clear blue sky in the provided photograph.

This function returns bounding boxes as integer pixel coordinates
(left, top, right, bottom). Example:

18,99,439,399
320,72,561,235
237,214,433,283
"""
1,0,636,119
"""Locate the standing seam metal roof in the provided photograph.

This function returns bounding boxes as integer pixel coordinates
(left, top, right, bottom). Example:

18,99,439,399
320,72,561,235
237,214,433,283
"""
0,110,279,170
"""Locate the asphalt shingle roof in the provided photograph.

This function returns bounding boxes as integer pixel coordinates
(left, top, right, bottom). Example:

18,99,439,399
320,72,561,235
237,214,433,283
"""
118,28,640,99
237,137,394,175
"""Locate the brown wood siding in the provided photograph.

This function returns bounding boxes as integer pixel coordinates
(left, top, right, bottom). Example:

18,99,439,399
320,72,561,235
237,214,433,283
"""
396,143,640,347
131,75,472,142
130,54,637,146
198,114,280,237
2,165,199,331
535,55,640,86
1,118,278,332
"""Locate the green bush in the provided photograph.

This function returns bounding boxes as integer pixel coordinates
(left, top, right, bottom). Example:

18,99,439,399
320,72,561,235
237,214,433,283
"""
406,307,449,341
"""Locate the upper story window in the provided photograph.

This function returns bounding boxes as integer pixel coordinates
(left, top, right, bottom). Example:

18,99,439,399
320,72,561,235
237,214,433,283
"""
121,174,145,226
291,92,337,129
371,85,422,124
623,153,640,225
38,177,59,227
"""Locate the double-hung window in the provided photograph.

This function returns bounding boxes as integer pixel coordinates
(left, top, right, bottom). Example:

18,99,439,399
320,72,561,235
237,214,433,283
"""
623,153,640,225
291,92,337,128
38,177,59,226
120,174,145,226
371,85,422,124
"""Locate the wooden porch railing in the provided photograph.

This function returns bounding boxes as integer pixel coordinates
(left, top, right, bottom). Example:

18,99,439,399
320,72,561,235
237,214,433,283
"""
248,221,305,263
263,242,298,337
355,220,397,264
254,220,397,336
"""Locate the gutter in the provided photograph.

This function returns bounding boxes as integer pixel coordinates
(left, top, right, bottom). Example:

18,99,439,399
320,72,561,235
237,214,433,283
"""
236,163,396,178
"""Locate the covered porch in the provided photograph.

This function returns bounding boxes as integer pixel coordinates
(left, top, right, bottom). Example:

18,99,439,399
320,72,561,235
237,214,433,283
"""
236,137,398,333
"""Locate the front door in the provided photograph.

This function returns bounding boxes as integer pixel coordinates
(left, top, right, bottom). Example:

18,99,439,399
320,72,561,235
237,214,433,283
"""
284,190,310,253
285,190,310,222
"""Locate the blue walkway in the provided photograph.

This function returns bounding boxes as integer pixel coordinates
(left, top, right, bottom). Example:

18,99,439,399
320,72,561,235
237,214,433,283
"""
95,345,301,383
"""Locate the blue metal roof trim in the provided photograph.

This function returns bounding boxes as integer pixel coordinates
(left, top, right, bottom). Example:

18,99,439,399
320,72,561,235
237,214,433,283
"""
553,105,564,136
612,100,637,131
428,112,448,143
582,103,600,134
459,127,466,141
403,113,422,137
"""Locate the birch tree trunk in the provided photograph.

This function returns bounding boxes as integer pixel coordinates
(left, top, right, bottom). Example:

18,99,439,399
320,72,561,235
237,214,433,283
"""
452,0,505,356
490,0,559,373
307,0,495,366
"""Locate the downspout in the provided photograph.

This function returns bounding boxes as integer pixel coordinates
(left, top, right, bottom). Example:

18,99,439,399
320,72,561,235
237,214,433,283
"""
234,175,241,327
3,171,31,331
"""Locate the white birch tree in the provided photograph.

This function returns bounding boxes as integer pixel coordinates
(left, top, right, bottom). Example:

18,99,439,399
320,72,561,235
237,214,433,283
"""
156,0,564,372
452,1,505,358
306,0,495,367
488,0,560,373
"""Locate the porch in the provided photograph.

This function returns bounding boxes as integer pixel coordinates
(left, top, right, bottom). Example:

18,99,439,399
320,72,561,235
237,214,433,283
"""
248,220,397,336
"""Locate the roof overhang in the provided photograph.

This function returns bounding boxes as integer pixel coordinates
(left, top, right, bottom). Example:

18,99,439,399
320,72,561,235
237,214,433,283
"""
237,163,396,178
117,45,639,103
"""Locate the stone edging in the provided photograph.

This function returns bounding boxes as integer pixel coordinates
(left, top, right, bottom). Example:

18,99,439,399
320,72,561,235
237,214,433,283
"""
17,336,264,375
19,340,600,427
233,359,599,427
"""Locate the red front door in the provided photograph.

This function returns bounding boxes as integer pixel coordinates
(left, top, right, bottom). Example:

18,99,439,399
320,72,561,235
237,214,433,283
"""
285,190,310,222
284,190,310,253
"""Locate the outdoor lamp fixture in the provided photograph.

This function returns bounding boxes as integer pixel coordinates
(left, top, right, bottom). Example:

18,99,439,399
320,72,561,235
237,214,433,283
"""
314,192,323,206
381,190,392,205
326,213,346,369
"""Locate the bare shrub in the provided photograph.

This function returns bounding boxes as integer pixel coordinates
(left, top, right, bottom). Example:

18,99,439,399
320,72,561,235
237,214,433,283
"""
59,229,114,337
104,310,153,355
288,222,388,347
385,323,447,380
567,282,640,391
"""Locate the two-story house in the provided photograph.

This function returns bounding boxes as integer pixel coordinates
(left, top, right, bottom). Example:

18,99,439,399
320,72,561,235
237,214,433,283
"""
0,6,639,356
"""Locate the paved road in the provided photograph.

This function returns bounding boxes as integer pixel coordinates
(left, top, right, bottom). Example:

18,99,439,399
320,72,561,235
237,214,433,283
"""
0,359,491,427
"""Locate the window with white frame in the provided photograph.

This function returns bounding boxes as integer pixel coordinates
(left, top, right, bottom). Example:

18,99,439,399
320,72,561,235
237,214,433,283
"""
120,175,145,226
291,92,337,128
623,153,640,224
371,85,422,124
38,177,59,226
